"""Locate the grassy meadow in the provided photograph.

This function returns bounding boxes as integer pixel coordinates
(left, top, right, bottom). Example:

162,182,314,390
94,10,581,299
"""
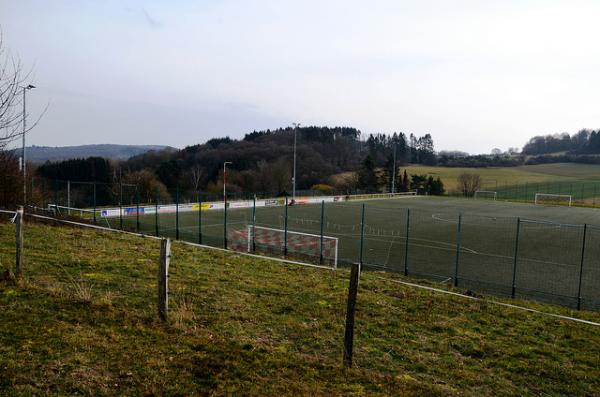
1,219,599,396
403,163,600,193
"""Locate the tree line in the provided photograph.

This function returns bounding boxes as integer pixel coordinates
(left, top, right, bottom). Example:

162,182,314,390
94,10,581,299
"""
26,127,438,207
522,129,600,155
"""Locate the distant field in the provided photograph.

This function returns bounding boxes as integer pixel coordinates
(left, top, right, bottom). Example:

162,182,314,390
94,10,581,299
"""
404,163,600,191
1,221,599,395
399,163,600,203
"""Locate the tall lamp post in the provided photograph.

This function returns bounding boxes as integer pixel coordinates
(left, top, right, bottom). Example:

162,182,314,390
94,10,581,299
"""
223,161,232,248
223,161,232,204
21,84,36,205
391,142,397,194
291,123,300,201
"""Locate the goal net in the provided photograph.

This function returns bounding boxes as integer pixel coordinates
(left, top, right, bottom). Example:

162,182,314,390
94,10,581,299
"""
534,193,572,207
474,190,497,200
227,225,338,268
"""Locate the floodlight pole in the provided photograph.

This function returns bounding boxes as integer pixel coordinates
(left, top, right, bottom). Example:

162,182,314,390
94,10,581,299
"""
391,143,397,194
21,84,35,205
223,161,232,204
291,123,300,200
223,161,232,249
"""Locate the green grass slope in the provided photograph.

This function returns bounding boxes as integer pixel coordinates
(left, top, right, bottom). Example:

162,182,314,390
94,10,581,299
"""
0,221,599,396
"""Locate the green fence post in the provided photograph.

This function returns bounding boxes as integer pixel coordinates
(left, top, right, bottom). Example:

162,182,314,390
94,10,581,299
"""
319,200,325,265
223,193,228,249
454,213,463,287
155,188,160,237
54,179,58,211
198,191,203,245
136,187,140,233
284,197,289,256
93,182,97,225
252,195,256,252
511,218,521,299
524,182,528,202
175,186,180,240
594,184,598,207
577,224,587,310
404,208,410,276
359,204,366,271
581,183,585,204
119,181,123,230
569,183,573,198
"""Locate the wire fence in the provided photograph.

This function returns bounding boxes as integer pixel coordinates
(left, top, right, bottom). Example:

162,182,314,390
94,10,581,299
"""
32,182,600,311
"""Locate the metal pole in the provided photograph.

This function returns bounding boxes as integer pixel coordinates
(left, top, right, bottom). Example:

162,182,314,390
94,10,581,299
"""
22,87,26,206
54,179,58,212
320,200,325,265
198,191,203,245
454,213,462,287
391,143,397,194
577,224,587,310
175,186,179,240
292,123,299,200
252,195,256,252
223,161,231,249
223,193,228,249
93,182,97,225
67,180,71,215
511,218,521,299
119,181,123,230
404,208,410,276
359,203,366,269
136,187,140,233
284,196,289,256
155,189,160,237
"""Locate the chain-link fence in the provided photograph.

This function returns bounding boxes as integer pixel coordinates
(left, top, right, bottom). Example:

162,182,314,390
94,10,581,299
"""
38,181,600,311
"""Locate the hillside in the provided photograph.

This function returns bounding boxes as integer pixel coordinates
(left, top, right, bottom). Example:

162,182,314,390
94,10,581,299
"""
0,220,599,396
19,144,173,163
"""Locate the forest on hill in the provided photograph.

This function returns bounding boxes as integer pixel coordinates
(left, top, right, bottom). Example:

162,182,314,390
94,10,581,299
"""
3,125,600,209
32,127,437,203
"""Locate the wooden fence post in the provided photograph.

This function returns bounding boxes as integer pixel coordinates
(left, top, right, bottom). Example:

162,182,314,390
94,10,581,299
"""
15,206,24,278
343,262,360,368
157,238,171,321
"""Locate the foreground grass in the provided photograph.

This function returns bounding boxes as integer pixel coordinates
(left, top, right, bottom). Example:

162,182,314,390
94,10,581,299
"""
0,221,599,396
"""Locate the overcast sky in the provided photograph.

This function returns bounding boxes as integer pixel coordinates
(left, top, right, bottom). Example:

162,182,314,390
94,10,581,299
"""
3,0,600,153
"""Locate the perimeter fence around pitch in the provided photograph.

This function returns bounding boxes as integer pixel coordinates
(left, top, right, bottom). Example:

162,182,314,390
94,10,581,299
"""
36,183,600,312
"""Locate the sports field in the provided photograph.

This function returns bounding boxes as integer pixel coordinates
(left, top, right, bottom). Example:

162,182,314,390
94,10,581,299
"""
113,195,600,310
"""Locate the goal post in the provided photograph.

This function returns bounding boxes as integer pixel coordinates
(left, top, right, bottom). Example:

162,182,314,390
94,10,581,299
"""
534,193,572,207
227,225,339,268
474,190,497,200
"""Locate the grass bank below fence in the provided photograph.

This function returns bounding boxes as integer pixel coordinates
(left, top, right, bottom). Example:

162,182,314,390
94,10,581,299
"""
0,220,599,396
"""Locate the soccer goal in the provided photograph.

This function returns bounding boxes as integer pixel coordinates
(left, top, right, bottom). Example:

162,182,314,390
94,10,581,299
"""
47,204,97,218
534,193,572,207
227,225,339,268
474,190,497,200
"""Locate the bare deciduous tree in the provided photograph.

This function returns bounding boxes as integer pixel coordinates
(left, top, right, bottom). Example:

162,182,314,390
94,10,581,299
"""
457,172,482,197
0,31,45,150
190,165,204,191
